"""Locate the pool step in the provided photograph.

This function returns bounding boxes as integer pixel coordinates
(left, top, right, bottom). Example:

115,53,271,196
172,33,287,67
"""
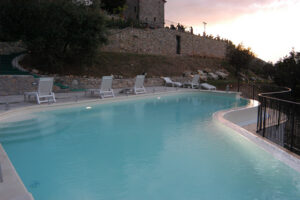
0,118,71,143
0,118,44,132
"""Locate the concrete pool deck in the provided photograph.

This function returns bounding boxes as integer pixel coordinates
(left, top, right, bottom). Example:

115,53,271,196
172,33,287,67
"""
0,87,189,114
0,87,299,200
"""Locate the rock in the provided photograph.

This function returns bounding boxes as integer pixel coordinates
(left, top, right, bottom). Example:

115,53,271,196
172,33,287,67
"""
197,70,206,76
183,71,192,77
203,68,212,73
208,72,219,80
215,71,229,79
72,79,79,86
32,69,39,74
200,75,208,81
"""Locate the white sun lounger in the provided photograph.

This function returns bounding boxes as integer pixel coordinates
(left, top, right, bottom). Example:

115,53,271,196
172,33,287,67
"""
162,77,182,87
24,77,56,104
87,76,115,98
134,75,146,95
184,74,200,89
200,83,216,90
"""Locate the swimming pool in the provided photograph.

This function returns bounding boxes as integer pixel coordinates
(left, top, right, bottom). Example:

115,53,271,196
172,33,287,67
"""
1,92,300,200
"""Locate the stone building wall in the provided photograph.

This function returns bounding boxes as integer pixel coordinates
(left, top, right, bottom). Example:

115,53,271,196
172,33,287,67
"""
0,75,36,96
124,0,139,21
139,0,165,28
103,28,227,58
124,0,165,28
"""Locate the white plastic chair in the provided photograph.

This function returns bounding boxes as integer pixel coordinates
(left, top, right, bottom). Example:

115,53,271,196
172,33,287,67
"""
200,83,216,90
24,77,56,104
162,77,182,87
184,75,200,89
134,75,146,95
87,76,115,98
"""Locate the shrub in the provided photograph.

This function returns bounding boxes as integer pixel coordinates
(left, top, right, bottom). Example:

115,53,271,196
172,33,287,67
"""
101,0,126,14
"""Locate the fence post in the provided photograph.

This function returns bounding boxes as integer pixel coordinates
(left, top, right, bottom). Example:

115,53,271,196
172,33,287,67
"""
290,104,296,152
257,100,261,132
262,97,267,137
277,103,281,127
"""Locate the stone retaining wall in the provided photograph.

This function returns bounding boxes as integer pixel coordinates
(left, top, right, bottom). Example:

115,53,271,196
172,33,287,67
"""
0,75,36,96
0,42,26,55
54,76,191,90
0,75,193,96
103,28,227,58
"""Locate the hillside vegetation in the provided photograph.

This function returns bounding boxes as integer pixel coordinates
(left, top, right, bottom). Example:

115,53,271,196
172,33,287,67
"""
21,52,226,78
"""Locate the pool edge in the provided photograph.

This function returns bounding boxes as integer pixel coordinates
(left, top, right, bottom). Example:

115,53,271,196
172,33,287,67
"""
0,144,34,200
213,102,300,173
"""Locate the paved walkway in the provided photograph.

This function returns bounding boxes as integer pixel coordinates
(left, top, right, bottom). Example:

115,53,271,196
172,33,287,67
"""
0,86,185,114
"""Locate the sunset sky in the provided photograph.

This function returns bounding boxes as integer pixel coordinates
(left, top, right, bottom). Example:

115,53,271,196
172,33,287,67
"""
165,0,300,63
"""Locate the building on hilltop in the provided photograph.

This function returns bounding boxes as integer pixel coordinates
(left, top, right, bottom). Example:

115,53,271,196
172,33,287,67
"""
124,0,166,28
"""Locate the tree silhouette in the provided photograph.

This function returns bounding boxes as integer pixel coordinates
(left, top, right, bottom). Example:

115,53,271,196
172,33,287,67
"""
273,50,300,96
101,0,126,14
226,43,254,91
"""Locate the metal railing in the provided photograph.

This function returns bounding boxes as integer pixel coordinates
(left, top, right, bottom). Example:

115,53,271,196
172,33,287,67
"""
256,88,300,154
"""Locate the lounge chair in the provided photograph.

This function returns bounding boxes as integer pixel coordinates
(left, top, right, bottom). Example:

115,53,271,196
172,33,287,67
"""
162,77,182,87
87,76,115,98
200,83,216,90
184,74,200,89
24,77,56,104
134,75,146,94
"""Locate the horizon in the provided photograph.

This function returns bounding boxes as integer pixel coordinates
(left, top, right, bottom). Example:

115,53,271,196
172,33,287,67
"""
165,0,300,63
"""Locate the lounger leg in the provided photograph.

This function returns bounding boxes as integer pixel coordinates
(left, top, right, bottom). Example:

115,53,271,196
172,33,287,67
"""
36,94,40,104
52,93,56,103
111,89,115,97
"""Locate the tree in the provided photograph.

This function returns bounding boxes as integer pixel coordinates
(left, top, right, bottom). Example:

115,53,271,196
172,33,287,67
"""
101,0,126,14
226,43,254,91
273,50,300,96
0,0,107,73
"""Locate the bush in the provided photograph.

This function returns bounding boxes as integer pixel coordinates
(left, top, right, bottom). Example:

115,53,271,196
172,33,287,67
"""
0,0,107,73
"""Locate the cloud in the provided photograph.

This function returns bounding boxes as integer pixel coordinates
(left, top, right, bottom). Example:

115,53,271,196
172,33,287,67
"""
165,0,293,25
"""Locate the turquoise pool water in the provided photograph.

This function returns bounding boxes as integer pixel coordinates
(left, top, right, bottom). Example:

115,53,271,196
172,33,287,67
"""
1,93,300,200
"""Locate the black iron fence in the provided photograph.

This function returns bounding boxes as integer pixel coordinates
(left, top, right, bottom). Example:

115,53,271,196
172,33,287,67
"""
220,81,300,154
256,88,300,154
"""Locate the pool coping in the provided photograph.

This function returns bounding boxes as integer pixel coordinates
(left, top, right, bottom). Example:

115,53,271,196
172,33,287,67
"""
213,102,300,173
0,144,34,200
0,89,259,200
